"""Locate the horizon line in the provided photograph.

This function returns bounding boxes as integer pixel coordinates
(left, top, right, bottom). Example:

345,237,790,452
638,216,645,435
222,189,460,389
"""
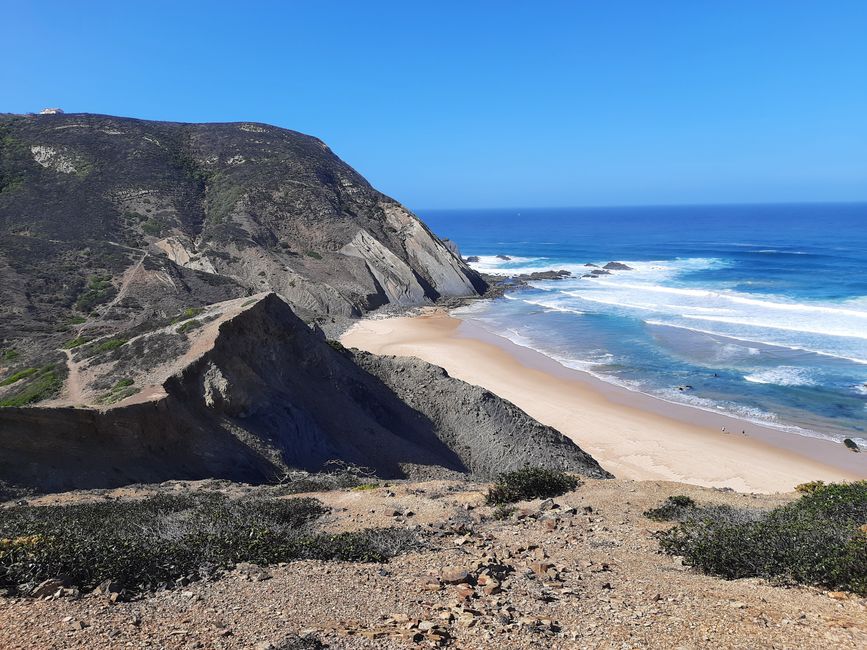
413,199,867,213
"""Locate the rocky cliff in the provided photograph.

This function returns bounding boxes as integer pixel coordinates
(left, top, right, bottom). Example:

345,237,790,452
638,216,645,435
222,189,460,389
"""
0,294,609,492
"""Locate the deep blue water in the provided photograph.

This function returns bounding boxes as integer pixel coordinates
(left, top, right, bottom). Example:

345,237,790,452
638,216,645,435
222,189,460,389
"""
421,203,867,445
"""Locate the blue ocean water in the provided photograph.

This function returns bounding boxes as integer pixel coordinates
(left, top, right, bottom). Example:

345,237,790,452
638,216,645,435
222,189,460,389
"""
421,203,867,446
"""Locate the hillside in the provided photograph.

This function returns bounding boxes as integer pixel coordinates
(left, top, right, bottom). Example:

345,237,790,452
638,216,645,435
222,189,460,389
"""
0,112,484,346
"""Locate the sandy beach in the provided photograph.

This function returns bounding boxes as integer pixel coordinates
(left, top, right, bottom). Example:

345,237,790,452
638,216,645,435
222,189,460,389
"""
341,309,866,493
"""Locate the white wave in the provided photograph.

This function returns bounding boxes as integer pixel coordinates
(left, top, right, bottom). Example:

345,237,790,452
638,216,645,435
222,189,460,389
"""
521,298,585,316
744,367,817,387
644,320,867,365
681,314,867,341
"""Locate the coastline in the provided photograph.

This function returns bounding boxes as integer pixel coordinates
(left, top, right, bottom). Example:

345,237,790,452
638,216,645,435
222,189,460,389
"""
341,308,866,493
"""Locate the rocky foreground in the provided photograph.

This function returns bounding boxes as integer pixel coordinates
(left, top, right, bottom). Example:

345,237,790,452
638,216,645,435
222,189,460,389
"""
2,478,864,650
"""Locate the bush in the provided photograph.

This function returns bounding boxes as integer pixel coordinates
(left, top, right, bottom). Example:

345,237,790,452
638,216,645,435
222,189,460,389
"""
62,336,90,349
93,337,127,354
492,504,517,520
644,495,696,521
0,493,421,596
171,307,204,324
305,250,323,260
0,367,38,386
656,481,867,595
0,365,65,407
177,319,203,334
485,468,579,505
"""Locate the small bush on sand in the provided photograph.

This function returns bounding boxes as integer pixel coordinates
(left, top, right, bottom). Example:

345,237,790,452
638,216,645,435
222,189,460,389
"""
656,481,867,595
491,504,517,520
485,468,579,505
0,493,420,596
644,495,696,521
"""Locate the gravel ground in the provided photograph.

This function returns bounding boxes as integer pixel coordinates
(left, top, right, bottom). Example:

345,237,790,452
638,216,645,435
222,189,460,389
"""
1,478,865,649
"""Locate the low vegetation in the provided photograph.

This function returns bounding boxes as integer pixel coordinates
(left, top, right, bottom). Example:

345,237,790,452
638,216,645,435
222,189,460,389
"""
62,336,90,349
171,306,204,324
1,349,20,362
643,495,696,521
74,274,116,312
0,367,38,386
0,364,65,407
98,378,139,405
177,318,203,333
0,492,421,596
651,481,867,596
485,468,580,505
92,337,128,354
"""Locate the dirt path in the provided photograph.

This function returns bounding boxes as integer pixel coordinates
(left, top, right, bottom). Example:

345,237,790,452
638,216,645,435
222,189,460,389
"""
62,348,86,405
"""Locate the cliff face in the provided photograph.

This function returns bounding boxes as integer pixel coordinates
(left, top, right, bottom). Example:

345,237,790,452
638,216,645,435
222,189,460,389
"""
0,112,485,347
0,294,609,492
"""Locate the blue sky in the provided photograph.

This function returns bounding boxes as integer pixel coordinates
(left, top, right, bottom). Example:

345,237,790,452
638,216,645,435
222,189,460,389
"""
2,1,866,208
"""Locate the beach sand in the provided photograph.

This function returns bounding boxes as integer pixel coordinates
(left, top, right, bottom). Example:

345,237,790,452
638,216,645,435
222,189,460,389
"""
341,309,866,493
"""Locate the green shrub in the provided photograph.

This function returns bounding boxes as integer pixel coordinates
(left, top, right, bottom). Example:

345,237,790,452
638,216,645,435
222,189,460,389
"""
113,378,134,389
0,493,420,596
485,468,579,505
141,218,164,236
62,337,90,349
657,481,867,595
75,275,116,312
172,307,204,324
1,349,20,361
0,365,64,407
176,319,203,334
644,495,697,521
492,504,517,520
305,250,323,260
0,367,38,386
93,338,127,354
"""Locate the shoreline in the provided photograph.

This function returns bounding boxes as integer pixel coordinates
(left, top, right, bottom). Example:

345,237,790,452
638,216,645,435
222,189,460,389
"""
341,308,866,493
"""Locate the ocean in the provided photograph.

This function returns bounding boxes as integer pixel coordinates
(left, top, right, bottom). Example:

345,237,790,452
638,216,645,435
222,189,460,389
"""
421,203,867,447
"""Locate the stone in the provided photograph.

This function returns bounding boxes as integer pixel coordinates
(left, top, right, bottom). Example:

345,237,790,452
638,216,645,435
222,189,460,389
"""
440,567,469,584
530,561,553,576
32,577,70,598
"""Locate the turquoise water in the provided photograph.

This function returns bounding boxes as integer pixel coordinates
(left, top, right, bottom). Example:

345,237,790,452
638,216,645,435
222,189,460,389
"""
421,203,867,446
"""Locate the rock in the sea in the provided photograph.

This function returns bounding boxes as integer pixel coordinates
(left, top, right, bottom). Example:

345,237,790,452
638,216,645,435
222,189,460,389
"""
603,262,633,271
465,256,480,263
496,254,512,260
514,270,572,281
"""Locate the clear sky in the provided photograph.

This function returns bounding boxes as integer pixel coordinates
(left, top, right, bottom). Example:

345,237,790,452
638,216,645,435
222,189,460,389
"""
2,1,866,208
